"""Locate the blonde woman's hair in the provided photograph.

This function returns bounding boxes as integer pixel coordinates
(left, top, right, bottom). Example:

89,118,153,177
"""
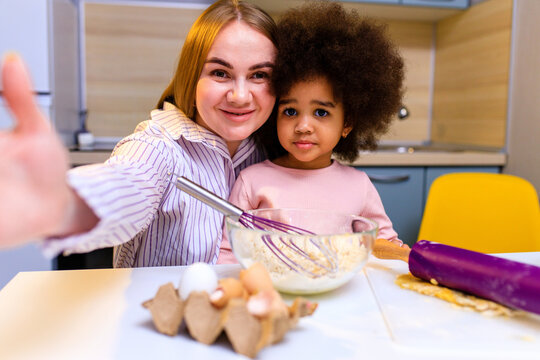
156,0,276,119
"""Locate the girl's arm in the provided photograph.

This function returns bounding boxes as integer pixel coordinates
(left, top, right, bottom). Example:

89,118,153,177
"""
361,176,402,244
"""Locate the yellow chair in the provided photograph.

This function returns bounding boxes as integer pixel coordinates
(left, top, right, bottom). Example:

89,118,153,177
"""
418,172,540,253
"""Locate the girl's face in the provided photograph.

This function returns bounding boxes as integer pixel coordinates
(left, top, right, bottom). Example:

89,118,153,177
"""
276,77,352,170
195,21,276,156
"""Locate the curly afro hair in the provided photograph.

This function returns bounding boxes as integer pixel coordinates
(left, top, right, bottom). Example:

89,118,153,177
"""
258,1,405,162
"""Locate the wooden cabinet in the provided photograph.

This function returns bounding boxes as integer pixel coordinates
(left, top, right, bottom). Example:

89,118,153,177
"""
356,166,500,246
431,0,512,149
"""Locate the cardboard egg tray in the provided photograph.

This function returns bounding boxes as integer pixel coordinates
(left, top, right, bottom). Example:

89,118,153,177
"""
143,282,316,358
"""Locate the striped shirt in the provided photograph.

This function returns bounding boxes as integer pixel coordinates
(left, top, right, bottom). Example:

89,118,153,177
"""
42,102,264,267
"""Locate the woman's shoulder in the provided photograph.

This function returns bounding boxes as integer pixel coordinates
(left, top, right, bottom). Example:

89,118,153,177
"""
117,103,194,145
116,120,177,150
109,106,192,162
145,103,192,136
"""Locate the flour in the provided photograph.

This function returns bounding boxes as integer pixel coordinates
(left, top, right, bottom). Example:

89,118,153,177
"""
231,229,370,294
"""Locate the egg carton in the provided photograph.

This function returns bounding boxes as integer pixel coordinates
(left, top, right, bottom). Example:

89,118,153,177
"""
143,268,316,358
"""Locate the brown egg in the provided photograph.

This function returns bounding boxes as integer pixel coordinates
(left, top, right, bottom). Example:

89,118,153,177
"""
239,263,274,294
246,289,288,318
209,277,247,308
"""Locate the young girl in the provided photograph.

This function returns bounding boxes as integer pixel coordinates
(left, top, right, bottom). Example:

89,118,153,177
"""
218,1,406,263
0,0,277,267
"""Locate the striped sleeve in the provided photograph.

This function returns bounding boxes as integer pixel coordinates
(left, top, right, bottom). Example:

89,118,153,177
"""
41,136,174,257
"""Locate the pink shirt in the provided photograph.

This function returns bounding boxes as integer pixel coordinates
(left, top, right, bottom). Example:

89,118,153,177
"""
218,160,399,263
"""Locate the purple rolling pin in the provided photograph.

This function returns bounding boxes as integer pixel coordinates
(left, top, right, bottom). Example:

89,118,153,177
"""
409,240,540,315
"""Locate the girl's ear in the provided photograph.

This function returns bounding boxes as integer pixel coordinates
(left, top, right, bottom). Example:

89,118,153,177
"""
342,126,353,138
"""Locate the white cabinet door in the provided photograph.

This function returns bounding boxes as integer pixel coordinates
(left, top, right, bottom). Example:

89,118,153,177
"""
0,0,50,93
0,95,52,130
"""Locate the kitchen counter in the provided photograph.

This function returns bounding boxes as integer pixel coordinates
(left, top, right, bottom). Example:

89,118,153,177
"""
347,150,506,167
0,253,538,360
68,149,506,167
69,149,111,166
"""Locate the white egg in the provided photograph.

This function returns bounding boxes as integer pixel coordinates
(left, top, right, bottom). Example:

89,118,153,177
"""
178,262,218,300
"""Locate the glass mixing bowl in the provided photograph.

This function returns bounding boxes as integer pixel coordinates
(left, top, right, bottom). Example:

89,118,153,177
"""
225,208,377,295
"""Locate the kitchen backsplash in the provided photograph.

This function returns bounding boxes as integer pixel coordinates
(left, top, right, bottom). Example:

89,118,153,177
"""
83,2,433,143
83,0,510,149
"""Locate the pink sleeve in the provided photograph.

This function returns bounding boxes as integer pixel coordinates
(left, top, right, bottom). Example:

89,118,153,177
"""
227,174,255,210
217,174,253,264
361,179,400,242
216,236,237,264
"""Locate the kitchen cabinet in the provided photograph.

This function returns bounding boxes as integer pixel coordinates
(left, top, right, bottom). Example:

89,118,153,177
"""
249,0,473,14
430,0,511,149
356,166,500,246
359,167,424,247
347,0,399,4
401,0,469,9
55,248,113,271
345,0,469,8
0,244,51,290
0,0,80,146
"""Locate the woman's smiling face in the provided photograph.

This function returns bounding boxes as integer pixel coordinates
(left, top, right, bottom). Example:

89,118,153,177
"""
195,21,276,156
275,77,351,170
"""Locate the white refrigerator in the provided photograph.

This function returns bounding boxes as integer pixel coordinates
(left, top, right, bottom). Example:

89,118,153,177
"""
0,0,80,145
0,0,80,289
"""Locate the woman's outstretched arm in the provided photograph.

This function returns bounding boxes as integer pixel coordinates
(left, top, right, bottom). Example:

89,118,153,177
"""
0,54,98,249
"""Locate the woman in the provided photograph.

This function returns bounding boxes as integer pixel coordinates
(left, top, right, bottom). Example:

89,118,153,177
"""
0,0,277,267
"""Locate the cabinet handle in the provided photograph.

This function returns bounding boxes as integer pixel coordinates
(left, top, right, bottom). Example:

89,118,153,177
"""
368,174,410,183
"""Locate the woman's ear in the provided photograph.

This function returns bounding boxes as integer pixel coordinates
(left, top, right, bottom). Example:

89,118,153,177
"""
342,126,353,138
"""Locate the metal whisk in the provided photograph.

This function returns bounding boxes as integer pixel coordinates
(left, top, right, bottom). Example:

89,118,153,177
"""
172,175,338,278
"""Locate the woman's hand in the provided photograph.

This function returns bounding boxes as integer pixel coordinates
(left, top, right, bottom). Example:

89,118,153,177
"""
0,54,89,248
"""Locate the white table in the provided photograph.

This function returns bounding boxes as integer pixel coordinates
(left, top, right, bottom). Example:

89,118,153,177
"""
0,253,539,360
